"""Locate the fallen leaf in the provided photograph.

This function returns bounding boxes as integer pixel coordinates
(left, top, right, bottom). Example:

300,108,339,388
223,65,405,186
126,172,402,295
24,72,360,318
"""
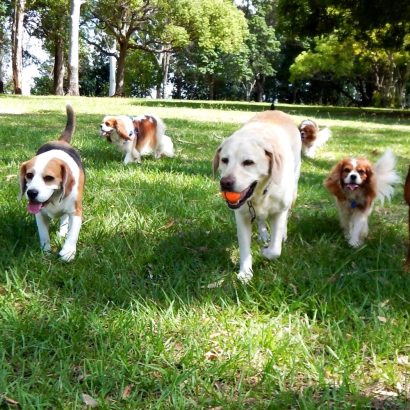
0,394,19,406
205,351,219,361
158,218,174,230
202,279,224,289
5,174,16,181
82,393,98,407
121,384,134,400
379,299,390,308
397,355,409,366
377,316,387,323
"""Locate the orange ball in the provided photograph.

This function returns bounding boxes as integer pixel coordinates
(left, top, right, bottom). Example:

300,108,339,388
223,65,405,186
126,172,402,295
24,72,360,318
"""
221,191,241,202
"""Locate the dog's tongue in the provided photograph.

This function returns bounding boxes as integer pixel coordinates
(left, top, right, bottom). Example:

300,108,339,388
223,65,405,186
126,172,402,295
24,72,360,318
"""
346,183,359,191
27,202,43,214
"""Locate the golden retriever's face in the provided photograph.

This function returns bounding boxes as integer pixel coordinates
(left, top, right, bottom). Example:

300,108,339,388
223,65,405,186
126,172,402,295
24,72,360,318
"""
214,136,271,209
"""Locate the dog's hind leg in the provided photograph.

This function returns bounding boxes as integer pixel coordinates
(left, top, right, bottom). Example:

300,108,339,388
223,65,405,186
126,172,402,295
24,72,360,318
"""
257,219,269,244
262,210,288,260
59,215,82,262
58,214,69,238
235,210,253,283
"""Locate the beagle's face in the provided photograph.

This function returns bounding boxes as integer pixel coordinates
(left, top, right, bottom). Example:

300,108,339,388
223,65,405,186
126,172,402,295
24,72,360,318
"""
20,156,68,214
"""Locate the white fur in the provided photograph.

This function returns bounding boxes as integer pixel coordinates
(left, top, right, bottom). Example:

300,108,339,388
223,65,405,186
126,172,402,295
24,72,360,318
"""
216,113,301,283
374,149,400,204
100,115,136,164
100,114,174,164
24,149,82,261
335,150,399,247
302,127,332,158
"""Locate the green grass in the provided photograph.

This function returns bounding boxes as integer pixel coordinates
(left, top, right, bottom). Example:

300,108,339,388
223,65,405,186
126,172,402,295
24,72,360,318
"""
0,96,410,409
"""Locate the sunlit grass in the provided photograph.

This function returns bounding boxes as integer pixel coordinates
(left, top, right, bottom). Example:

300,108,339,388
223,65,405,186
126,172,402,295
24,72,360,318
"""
0,96,409,408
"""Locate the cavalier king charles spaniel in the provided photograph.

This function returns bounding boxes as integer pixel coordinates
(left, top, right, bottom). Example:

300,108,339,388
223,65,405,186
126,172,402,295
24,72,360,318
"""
299,119,331,158
325,150,399,247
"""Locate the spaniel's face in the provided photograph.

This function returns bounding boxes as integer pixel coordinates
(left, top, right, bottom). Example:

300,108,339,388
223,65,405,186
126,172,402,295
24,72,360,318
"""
340,158,373,191
100,116,117,140
299,120,318,148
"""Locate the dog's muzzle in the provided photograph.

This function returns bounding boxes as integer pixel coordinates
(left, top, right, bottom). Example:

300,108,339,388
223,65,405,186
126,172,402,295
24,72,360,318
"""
221,181,258,209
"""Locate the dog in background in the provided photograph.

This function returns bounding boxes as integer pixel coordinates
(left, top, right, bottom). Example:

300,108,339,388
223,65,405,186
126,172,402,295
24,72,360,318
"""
299,119,331,158
100,114,174,164
404,166,410,268
325,150,399,247
19,104,85,262
213,110,301,283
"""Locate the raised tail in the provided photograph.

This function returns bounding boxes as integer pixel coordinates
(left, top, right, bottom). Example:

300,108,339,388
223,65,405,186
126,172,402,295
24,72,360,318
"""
59,104,76,144
316,127,332,148
374,149,400,204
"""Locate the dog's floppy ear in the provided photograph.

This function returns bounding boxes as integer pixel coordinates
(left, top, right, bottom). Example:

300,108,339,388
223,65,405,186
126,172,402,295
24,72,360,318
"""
115,118,132,141
19,161,28,199
60,162,75,200
324,161,345,201
212,147,222,176
264,149,283,185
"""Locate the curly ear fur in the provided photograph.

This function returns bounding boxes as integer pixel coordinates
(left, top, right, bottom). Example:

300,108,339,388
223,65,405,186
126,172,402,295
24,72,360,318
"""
115,118,132,141
324,162,345,201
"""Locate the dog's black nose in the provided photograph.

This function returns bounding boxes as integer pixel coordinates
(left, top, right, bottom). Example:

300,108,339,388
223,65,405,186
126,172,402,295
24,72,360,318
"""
350,174,357,181
220,176,235,191
27,189,39,199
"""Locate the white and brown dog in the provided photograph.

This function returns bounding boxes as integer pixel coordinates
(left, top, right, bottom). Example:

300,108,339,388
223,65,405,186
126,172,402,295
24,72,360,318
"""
325,150,399,247
213,111,301,283
19,104,85,262
100,114,174,164
299,119,331,158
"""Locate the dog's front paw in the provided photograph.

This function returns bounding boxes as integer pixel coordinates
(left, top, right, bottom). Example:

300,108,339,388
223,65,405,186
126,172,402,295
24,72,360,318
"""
41,243,52,253
237,269,253,284
59,245,76,262
348,238,363,248
262,246,281,260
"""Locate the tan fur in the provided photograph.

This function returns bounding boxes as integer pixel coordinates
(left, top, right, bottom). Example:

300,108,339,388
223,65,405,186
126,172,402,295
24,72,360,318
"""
133,117,157,152
299,121,318,148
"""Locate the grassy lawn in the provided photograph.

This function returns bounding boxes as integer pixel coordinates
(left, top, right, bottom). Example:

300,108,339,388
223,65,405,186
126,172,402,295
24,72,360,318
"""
0,96,409,409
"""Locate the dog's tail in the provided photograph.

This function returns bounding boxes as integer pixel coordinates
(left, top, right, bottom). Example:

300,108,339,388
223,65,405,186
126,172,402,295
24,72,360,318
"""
316,127,332,148
59,104,76,144
375,149,400,204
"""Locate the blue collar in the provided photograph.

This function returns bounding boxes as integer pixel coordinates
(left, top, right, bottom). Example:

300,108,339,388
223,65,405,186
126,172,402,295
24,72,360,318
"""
351,200,357,209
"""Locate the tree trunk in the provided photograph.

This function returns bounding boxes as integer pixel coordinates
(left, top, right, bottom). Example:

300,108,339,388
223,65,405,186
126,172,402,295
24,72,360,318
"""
67,0,84,96
109,40,116,96
53,37,65,95
255,75,265,102
11,0,25,95
161,51,170,99
114,40,127,96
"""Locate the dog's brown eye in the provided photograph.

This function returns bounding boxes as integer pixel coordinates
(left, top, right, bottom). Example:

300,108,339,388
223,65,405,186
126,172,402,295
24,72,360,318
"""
343,168,350,173
221,158,229,164
243,160,255,166
26,172,34,179
105,122,110,126
44,175,55,182
358,170,365,175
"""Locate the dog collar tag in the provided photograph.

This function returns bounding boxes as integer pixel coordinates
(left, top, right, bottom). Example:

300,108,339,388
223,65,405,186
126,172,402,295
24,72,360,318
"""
351,200,357,209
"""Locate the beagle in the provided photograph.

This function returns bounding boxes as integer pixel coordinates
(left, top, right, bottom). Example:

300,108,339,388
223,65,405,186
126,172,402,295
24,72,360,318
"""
19,104,85,262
